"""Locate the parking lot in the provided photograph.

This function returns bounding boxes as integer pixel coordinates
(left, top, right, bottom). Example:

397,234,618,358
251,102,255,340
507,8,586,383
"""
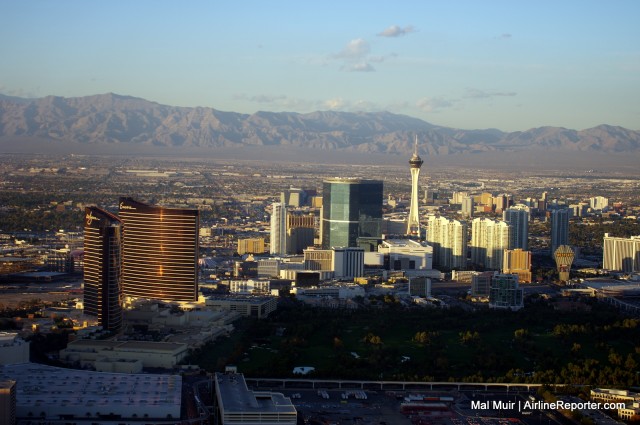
271,388,574,425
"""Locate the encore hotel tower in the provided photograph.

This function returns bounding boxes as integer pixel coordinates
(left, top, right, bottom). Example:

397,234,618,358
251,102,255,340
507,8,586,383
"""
83,206,123,332
118,198,199,302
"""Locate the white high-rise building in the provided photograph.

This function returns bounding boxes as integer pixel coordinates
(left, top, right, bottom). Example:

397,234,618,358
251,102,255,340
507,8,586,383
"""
471,218,511,270
590,196,609,211
603,234,640,272
461,196,474,218
550,208,570,256
503,206,530,251
426,215,467,270
407,136,424,236
270,202,287,255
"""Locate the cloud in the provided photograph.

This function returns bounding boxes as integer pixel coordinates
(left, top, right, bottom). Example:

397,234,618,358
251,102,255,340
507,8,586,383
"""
330,38,380,72
234,93,287,103
377,25,416,37
346,62,375,72
416,97,455,112
237,93,382,112
495,33,512,40
324,98,346,110
464,88,516,99
333,38,370,60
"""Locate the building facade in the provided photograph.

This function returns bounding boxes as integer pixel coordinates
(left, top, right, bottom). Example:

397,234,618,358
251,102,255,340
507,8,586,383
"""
590,196,609,211
603,234,640,273
461,196,474,218
83,206,123,332
237,238,265,255
270,202,287,255
118,198,199,302
204,296,277,319
287,212,316,254
332,247,365,279
503,206,529,251
470,218,511,270
0,380,16,425
321,178,383,249
502,249,532,283
426,215,467,270
489,274,523,310
550,208,570,256
378,239,433,271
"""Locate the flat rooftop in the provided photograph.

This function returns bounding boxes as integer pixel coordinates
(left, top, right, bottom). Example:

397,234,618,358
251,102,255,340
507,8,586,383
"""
67,338,187,353
215,372,296,415
0,363,181,410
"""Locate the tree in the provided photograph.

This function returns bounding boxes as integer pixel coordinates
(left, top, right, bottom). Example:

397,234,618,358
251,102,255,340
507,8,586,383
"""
459,330,480,345
514,328,529,340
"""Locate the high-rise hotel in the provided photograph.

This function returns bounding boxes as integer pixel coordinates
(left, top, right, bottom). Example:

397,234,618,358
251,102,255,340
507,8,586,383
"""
118,198,199,302
83,207,123,332
426,215,468,270
321,178,383,249
603,234,640,273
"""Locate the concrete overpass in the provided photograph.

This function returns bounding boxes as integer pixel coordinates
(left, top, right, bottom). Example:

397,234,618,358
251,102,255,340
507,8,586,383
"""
245,377,545,392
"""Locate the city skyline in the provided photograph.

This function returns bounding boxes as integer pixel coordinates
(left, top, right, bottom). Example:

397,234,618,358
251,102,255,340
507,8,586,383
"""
1,1,639,132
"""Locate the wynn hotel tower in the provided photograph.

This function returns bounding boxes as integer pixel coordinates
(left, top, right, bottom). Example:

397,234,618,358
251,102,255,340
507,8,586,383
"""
118,197,199,302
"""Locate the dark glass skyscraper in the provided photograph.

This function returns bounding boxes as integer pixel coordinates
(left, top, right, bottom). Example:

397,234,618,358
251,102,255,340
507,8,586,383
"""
321,178,383,249
118,198,199,302
550,208,570,256
83,206,123,332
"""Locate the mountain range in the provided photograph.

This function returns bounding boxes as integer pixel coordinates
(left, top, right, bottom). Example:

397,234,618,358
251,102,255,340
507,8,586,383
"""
1,93,639,156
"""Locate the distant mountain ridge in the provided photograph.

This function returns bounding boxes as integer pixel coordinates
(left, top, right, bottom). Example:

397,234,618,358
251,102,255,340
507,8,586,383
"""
0,93,639,155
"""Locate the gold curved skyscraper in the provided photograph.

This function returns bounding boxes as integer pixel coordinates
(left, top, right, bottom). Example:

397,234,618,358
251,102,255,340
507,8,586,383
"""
83,206,123,331
118,198,199,302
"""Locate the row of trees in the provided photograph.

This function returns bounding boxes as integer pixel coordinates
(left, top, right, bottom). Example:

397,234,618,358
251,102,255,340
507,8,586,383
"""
198,300,640,386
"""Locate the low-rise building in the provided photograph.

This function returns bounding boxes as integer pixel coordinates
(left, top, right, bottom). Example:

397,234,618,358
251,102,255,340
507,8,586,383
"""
0,333,29,365
292,284,365,299
229,279,271,295
378,239,433,271
214,372,296,425
60,339,188,370
488,274,523,310
0,380,16,425
0,363,181,423
591,389,640,421
204,295,278,319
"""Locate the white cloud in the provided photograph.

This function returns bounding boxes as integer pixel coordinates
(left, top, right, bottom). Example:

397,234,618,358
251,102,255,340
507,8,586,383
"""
377,25,416,38
333,38,370,60
346,62,375,72
464,88,516,99
416,97,455,112
324,98,346,110
330,38,379,72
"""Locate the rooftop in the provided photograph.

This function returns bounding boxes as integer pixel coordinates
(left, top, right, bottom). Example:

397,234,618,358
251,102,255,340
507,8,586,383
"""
0,363,181,410
215,372,296,415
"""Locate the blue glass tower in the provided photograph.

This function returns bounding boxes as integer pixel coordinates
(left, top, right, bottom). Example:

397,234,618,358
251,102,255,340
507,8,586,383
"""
321,178,383,249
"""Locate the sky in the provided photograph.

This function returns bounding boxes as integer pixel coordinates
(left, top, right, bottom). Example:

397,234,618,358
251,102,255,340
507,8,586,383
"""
1,1,639,132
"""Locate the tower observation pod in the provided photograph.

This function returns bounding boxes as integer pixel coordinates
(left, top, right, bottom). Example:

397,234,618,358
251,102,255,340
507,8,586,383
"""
407,135,424,236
